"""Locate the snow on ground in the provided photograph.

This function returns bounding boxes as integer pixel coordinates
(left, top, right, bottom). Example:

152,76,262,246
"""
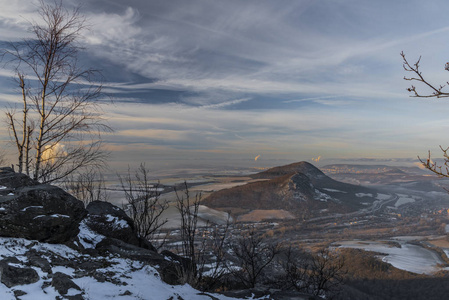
0,236,254,300
77,220,105,249
376,193,390,200
356,193,373,198
322,188,347,193
338,239,444,274
315,189,333,202
196,205,232,225
395,196,415,207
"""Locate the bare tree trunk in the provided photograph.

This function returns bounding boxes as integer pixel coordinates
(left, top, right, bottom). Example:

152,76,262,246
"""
25,125,32,176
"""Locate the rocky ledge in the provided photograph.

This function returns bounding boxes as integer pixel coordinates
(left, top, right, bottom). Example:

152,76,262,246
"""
0,167,244,299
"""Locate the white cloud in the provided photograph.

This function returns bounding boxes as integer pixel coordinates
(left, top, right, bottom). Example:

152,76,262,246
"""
83,7,141,46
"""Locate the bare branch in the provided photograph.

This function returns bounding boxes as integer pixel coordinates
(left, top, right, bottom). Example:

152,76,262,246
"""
119,164,169,248
401,51,449,98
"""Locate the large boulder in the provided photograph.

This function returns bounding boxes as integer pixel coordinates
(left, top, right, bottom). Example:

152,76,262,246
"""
85,200,156,251
0,167,87,243
0,257,40,288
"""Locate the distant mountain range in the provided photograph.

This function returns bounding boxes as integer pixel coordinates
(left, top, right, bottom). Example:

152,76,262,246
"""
320,163,434,186
203,161,382,220
321,164,418,175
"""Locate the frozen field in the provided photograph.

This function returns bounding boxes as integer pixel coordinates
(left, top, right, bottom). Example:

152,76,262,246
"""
338,238,445,274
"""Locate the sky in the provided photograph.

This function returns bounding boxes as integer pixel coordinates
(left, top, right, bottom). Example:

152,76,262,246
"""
2,0,449,176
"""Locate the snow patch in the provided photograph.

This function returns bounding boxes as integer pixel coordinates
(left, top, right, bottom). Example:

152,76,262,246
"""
33,214,70,219
322,188,347,193
395,196,415,207
105,214,129,229
356,193,373,198
21,206,44,212
77,220,105,249
314,189,332,202
376,193,390,200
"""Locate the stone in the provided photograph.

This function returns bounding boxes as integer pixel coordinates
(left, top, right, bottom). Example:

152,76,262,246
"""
26,249,52,273
85,201,156,251
0,259,40,287
51,272,81,295
0,167,37,189
0,168,87,243
13,290,27,297
96,238,181,285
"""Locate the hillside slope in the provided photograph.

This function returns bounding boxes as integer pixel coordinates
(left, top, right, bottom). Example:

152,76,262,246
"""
203,161,381,219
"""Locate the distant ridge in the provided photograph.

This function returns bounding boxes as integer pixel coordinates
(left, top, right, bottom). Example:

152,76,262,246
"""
251,161,326,180
321,164,407,174
252,161,372,192
203,161,380,219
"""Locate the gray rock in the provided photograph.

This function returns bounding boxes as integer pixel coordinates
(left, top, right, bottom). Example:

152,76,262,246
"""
96,238,162,262
26,249,52,273
0,167,37,189
51,272,81,295
85,201,156,251
13,290,27,297
0,259,40,287
0,168,87,243
96,238,181,285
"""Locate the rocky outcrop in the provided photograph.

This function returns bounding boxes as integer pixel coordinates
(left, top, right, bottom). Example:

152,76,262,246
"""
0,168,186,287
84,201,155,251
0,167,87,243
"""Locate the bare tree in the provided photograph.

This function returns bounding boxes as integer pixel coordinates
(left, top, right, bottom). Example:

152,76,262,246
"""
278,246,310,292
175,181,202,284
119,163,168,246
196,215,232,291
401,52,449,178
228,228,280,288
307,248,346,298
2,0,109,183
277,247,346,298
174,182,233,291
62,168,108,206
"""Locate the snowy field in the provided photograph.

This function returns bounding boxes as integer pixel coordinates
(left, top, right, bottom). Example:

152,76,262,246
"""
394,194,417,207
